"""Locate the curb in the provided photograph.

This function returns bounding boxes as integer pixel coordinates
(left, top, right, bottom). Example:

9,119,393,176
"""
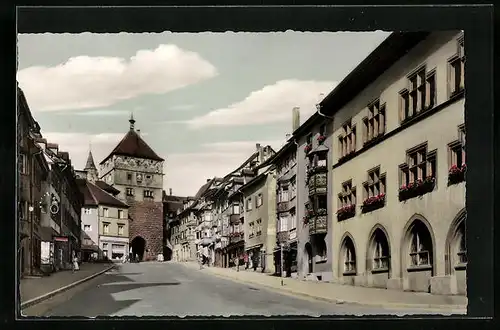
185,264,466,313
20,264,115,309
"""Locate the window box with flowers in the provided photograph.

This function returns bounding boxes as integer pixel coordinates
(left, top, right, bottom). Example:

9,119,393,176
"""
361,193,386,213
317,135,326,144
337,204,356,221
304,144,312,154
398,177,436,202
448,163,466,185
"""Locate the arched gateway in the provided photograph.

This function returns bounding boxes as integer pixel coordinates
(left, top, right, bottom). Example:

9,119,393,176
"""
131,236,147,261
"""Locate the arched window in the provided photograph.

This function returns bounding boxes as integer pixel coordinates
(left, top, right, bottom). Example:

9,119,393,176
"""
343,237,356,274
371,229,390,270
409,221,433,267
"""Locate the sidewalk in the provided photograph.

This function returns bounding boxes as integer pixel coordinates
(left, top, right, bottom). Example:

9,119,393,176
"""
179,261,467,312
20,262,115,306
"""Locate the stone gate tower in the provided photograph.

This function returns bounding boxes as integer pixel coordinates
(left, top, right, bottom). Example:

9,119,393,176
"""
99,115,165,261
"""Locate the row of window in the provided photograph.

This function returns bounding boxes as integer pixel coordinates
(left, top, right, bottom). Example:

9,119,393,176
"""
97,207,126,219
277,212,297,232
102,222,125,236
246,193,263,211
337,37,464,160
341,218,466,275
126,172,153,182
125,187,155,198
338,134,465,211
248,219,263,238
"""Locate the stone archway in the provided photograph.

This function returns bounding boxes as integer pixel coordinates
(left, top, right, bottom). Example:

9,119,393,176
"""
164,246,173,261
131,236,146,261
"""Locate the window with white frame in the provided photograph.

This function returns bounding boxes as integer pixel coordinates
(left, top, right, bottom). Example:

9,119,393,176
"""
448,37,465,96
19,153,29,175
279,214,288,232
103,222,110,234
103,208,109,217
118,224,124,236
118,209,124,219
256,193,263,208
409,222,433,267
246,198,252,211
126,188,134,196
143,190,154,198
84,208,92,215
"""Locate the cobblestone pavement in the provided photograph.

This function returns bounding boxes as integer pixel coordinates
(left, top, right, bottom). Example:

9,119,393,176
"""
20,262,114,303
177,261,466,313
37,262,464,317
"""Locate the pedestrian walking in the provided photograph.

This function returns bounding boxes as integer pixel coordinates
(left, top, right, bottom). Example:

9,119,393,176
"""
72,254,79,272
244,253,249,269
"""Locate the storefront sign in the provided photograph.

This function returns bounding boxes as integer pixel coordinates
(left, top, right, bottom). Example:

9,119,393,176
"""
54,236,68,242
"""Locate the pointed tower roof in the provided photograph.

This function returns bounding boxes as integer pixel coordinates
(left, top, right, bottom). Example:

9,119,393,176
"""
99,116,164,165
84,148,97,170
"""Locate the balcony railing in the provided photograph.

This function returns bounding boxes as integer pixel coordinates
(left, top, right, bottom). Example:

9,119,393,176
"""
308,172,328,196
309,211,328,235
277,201,289,213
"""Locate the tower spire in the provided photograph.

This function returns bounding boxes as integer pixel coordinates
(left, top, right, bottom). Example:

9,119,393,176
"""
84,148,97,171
129,113,135,130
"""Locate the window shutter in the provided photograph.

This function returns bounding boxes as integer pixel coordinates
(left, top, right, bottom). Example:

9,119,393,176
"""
352,127,357,152
425,77,431,108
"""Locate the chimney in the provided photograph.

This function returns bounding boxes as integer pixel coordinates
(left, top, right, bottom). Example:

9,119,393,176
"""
169,188,172,196
292,107,300,131
257,143,264,163
207,178,211,183
137,129,141,136
285,133,291,141
47,143,59,155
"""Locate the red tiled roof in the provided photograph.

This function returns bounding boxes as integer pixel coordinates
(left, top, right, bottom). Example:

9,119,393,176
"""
76,178,129,208
100,129,164,165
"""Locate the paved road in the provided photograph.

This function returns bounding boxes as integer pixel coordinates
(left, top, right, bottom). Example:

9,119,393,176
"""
37,262,445,317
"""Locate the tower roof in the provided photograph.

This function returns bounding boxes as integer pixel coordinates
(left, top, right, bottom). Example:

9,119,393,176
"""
84,149,97,170
99,118,164,165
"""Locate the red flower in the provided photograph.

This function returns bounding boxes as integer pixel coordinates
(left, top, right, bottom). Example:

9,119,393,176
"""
317,135,326,143
304,144,312,153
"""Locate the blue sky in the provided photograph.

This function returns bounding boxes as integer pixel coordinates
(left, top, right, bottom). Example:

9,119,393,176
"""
17,31,390,196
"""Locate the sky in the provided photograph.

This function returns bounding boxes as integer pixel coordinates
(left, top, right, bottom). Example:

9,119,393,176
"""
17,31,390,197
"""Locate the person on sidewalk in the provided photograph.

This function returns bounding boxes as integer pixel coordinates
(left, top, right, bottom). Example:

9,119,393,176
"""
244,253,249,270
72,254,79,273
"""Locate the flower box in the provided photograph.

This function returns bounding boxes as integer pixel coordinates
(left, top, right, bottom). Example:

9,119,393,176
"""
317,135,326,144
448,163,466,185
361,193,386,213
398,176,436,201
304,144,312,154
336,204,356,221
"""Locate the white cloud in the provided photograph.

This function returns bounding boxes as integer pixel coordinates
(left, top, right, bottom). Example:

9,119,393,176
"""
165,139,283,197
18,44,218,112
187,79,337,129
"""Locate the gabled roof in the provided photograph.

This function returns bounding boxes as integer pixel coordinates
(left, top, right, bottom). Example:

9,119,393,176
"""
76,178,129,208
100,129,164,165
94,180,120,196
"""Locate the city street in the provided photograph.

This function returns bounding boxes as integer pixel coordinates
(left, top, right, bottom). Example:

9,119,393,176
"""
30,262,456,317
